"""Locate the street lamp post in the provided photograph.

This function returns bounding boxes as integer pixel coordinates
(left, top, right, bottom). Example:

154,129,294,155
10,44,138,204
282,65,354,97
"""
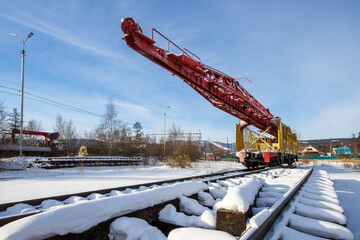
11,32,34,157
164,106,170,160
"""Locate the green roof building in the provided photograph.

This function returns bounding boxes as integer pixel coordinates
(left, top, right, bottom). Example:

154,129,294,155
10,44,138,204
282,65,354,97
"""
332,147,353,156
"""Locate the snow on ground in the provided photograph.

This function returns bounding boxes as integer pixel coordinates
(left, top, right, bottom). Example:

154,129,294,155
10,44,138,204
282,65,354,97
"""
0,159,245,204
0,158,359,240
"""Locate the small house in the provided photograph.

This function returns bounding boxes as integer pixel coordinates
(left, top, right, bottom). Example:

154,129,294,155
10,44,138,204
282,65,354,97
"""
299,145,320,157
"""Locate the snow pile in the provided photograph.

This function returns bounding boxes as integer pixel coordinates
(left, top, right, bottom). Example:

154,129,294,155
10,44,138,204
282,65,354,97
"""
249,209,270,228
159,204,216,229
197,191,216,207
40,200,64,210
0,181,207,240
179,195,209,216
168,227,236,240
64,196,87,204
215,178,262,212
87,193,106,200
288,213,352,239
209,186,227,199
0,157,33,170
294,202,346,225
108,217,166,240
270,225,330,240
0,203,36,217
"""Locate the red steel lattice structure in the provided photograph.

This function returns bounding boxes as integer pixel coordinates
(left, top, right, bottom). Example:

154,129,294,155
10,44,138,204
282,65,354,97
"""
121,18,279,137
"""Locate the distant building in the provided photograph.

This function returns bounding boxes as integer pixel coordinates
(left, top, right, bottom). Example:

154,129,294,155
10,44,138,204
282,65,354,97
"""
299,145,320,157
332,147,353,156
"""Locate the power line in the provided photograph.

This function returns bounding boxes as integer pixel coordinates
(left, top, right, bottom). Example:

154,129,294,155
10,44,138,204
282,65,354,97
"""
0,85,161,131
0,89,100,117
0,85,101,117
0,78,101,115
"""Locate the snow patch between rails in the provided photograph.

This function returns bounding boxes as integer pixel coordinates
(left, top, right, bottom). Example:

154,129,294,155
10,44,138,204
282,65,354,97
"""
108,217,166,240
159,204,216,229
0,181,207,240
216,178,262,212
168,227,237,240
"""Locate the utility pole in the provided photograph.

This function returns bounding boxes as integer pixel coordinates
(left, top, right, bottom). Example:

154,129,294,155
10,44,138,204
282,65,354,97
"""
227,137,230,154
330,138,332,157
11,32,34,157
163,106,170,160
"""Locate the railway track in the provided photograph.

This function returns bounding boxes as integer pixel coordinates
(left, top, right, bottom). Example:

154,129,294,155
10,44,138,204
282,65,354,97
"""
35,156,144,169
0,166,354,240
0,167,267,227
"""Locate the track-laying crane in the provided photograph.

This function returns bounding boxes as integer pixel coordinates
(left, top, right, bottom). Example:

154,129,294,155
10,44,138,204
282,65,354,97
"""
121,18,297,167
1,129,59,157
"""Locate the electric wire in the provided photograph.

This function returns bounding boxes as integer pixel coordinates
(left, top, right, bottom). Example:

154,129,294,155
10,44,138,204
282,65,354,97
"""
0,84,101,117
0,86,161,131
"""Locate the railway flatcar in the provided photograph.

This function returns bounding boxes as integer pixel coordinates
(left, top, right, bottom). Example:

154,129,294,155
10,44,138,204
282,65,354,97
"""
236,119,298,168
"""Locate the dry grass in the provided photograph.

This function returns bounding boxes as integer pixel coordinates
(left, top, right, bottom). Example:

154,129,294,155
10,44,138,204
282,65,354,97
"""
341,159,360,169
167,157,192,168
298,159,319,165
77,161,85,173
299,157,360,169
193,160,199,168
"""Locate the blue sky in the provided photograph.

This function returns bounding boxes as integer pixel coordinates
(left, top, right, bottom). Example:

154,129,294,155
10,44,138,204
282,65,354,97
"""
0,0,359,142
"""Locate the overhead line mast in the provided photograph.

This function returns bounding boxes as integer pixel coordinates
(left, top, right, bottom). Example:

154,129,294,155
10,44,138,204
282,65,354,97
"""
121,18,279,137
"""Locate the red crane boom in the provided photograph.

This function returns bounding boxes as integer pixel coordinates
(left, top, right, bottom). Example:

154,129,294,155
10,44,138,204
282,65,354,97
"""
121,18,279,137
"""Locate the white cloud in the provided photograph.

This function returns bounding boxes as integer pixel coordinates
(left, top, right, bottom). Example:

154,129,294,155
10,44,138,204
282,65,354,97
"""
0,6,133,67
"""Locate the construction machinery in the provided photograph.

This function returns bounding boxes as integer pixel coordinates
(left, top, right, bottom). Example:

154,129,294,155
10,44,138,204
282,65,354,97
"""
0,129,59,157
121,18,297,168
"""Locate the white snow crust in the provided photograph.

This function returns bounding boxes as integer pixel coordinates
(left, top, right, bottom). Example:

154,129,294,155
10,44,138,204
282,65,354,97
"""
158,204,216,229
216,178,262,212
108,217,166,240
197,191,216,207
249,209,270,228
179,195,209,216
288,213,353,239
168,227,236,240
0,181,207,240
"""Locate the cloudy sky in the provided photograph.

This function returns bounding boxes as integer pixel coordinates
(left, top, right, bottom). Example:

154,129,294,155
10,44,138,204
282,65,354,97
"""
0,0,359,142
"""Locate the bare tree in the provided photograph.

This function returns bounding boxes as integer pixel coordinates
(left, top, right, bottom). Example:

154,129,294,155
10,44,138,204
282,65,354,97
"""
24,119,43,145
0,100,8,135
94,100,123,155
118,126,135,156
54,115,77,155
166,124,201,167
350,132,360,158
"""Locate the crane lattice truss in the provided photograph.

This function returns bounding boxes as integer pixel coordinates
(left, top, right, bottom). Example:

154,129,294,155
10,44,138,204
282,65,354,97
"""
121,18,279,137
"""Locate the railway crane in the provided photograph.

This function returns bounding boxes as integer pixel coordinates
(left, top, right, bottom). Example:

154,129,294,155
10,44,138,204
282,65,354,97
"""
0,129,59,157
121,18,297,167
